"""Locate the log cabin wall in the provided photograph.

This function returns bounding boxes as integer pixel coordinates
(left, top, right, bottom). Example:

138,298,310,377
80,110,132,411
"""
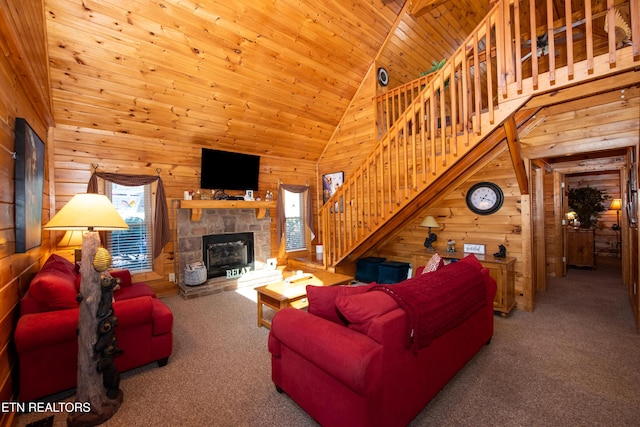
371,82,638,311
376,0,494,91
317,0,493,243
543,166,562,277
51,124,318,296
0,0,53,418
374,149,526,307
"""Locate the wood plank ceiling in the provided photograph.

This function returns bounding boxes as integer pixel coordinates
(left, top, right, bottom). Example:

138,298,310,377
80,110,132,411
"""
44,1,623,165
44,0,493,162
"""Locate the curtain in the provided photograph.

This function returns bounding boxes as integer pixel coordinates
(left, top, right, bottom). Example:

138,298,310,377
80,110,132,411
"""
276,184,314,247
87,172,170,259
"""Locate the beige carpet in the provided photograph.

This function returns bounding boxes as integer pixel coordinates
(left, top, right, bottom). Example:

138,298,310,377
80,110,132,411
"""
17,258,640,426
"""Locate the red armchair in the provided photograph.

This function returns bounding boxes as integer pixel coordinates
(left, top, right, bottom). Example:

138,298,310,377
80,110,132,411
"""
15,254,173,401
268,255,497,427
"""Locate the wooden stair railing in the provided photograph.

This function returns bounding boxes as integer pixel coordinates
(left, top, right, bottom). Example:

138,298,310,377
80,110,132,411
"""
322,0,639,268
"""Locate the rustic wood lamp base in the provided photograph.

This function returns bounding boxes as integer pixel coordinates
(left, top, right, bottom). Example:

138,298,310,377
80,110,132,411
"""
67,390,123,427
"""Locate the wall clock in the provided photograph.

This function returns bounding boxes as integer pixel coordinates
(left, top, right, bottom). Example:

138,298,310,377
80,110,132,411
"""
466,182,504,215
377,67,389,87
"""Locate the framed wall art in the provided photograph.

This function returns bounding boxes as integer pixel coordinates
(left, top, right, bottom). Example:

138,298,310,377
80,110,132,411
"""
15,118,45,253
322,171,343,204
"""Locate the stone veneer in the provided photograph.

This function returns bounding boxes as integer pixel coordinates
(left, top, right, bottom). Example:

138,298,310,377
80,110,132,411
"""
177,207,272,298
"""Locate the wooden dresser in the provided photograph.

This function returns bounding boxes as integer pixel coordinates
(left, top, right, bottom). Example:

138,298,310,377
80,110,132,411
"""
412,252,516,317
566,228,596,268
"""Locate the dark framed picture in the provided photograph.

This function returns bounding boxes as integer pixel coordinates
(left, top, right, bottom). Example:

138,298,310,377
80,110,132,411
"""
15,118,45,252
322,171,344,204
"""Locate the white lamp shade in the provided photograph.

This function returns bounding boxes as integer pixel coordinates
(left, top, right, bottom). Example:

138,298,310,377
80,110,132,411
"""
419,216,440,228
44,193,129,231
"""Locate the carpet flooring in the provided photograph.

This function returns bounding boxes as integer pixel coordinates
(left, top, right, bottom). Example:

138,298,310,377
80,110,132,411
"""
16,258,640,426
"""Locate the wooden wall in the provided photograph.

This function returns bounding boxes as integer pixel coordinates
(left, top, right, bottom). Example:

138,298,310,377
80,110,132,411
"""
543,167,562,277
375,148,526,305
51,124,318,295
377,0,493,90
0,0,53,419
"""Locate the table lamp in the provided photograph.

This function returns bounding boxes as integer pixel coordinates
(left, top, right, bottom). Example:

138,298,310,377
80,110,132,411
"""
44,193,128,426
609,198,622,230
58,230,84,263
420,216,440,251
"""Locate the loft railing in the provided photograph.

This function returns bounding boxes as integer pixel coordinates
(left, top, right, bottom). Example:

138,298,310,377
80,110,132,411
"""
322,0,639,267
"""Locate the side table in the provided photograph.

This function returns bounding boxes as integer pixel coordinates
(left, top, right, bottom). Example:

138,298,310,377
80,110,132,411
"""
412,252,516,317
255,270,353,329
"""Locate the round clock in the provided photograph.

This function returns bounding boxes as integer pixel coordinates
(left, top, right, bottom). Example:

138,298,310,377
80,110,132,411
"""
377,67,389,87
466,182,504,215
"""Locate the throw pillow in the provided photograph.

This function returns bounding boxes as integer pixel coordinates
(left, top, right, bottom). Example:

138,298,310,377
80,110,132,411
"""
306,283,375,325
28,269,80,312
42,254,77,277
422,253,444,274
335,291,399,325
458,253,483,270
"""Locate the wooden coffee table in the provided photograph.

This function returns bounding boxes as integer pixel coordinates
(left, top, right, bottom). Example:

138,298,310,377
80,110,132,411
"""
256,270,354,329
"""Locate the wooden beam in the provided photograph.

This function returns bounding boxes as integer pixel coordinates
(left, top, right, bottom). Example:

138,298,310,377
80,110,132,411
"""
410,0,449,17
549,155,626,174
504,116,530,195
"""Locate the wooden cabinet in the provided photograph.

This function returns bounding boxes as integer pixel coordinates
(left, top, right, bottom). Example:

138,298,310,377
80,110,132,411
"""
412,252,516,317
566,228,595,268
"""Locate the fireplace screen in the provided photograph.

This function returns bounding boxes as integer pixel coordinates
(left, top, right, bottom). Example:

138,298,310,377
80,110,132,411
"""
202,232,254,279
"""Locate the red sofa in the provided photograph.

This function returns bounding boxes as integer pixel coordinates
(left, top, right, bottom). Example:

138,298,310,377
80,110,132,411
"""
14,254,173,401
268,255,497,427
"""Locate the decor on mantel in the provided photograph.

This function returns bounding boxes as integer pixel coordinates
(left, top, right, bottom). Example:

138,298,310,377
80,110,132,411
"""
567,186,609,229
44,193,129,427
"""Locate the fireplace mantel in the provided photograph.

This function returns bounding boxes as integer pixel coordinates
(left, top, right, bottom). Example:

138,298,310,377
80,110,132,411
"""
179,199,276,221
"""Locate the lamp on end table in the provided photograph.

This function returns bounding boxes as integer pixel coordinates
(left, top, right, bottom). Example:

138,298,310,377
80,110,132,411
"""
420,216,440,251
44,193,128,427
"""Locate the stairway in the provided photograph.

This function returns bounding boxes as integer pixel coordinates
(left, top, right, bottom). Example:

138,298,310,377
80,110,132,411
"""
321,0,640,268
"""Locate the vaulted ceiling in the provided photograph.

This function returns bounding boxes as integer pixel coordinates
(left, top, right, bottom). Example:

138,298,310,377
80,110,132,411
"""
43,0,493,162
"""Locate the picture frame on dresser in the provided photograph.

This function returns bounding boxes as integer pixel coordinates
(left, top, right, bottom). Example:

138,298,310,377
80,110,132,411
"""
14,118,45,253
463,243,486,255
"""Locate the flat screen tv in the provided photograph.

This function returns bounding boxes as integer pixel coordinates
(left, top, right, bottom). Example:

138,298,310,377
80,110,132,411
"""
200,148,260,191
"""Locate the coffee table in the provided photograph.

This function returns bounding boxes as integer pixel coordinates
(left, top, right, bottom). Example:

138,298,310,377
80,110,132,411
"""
255,270,354,329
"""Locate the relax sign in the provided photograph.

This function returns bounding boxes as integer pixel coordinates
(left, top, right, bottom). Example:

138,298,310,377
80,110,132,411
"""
226,266,252,279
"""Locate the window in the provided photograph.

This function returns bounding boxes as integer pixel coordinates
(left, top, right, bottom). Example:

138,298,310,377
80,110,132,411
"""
284,189,307,252
106,183,153,273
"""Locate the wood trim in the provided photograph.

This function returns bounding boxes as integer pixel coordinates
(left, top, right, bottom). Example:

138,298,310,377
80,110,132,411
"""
504,116,530,195
179,200,276,221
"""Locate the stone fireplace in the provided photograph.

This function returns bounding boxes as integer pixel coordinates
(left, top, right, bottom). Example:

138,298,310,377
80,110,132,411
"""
177,206,273,298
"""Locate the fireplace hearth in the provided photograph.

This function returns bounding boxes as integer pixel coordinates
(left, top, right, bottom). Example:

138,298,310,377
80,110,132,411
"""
176,206,272,298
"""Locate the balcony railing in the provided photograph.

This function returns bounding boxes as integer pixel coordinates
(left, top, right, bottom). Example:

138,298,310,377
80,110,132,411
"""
322,0,639,267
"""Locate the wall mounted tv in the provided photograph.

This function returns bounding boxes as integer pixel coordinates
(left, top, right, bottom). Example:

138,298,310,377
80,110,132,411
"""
200,148,260,191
